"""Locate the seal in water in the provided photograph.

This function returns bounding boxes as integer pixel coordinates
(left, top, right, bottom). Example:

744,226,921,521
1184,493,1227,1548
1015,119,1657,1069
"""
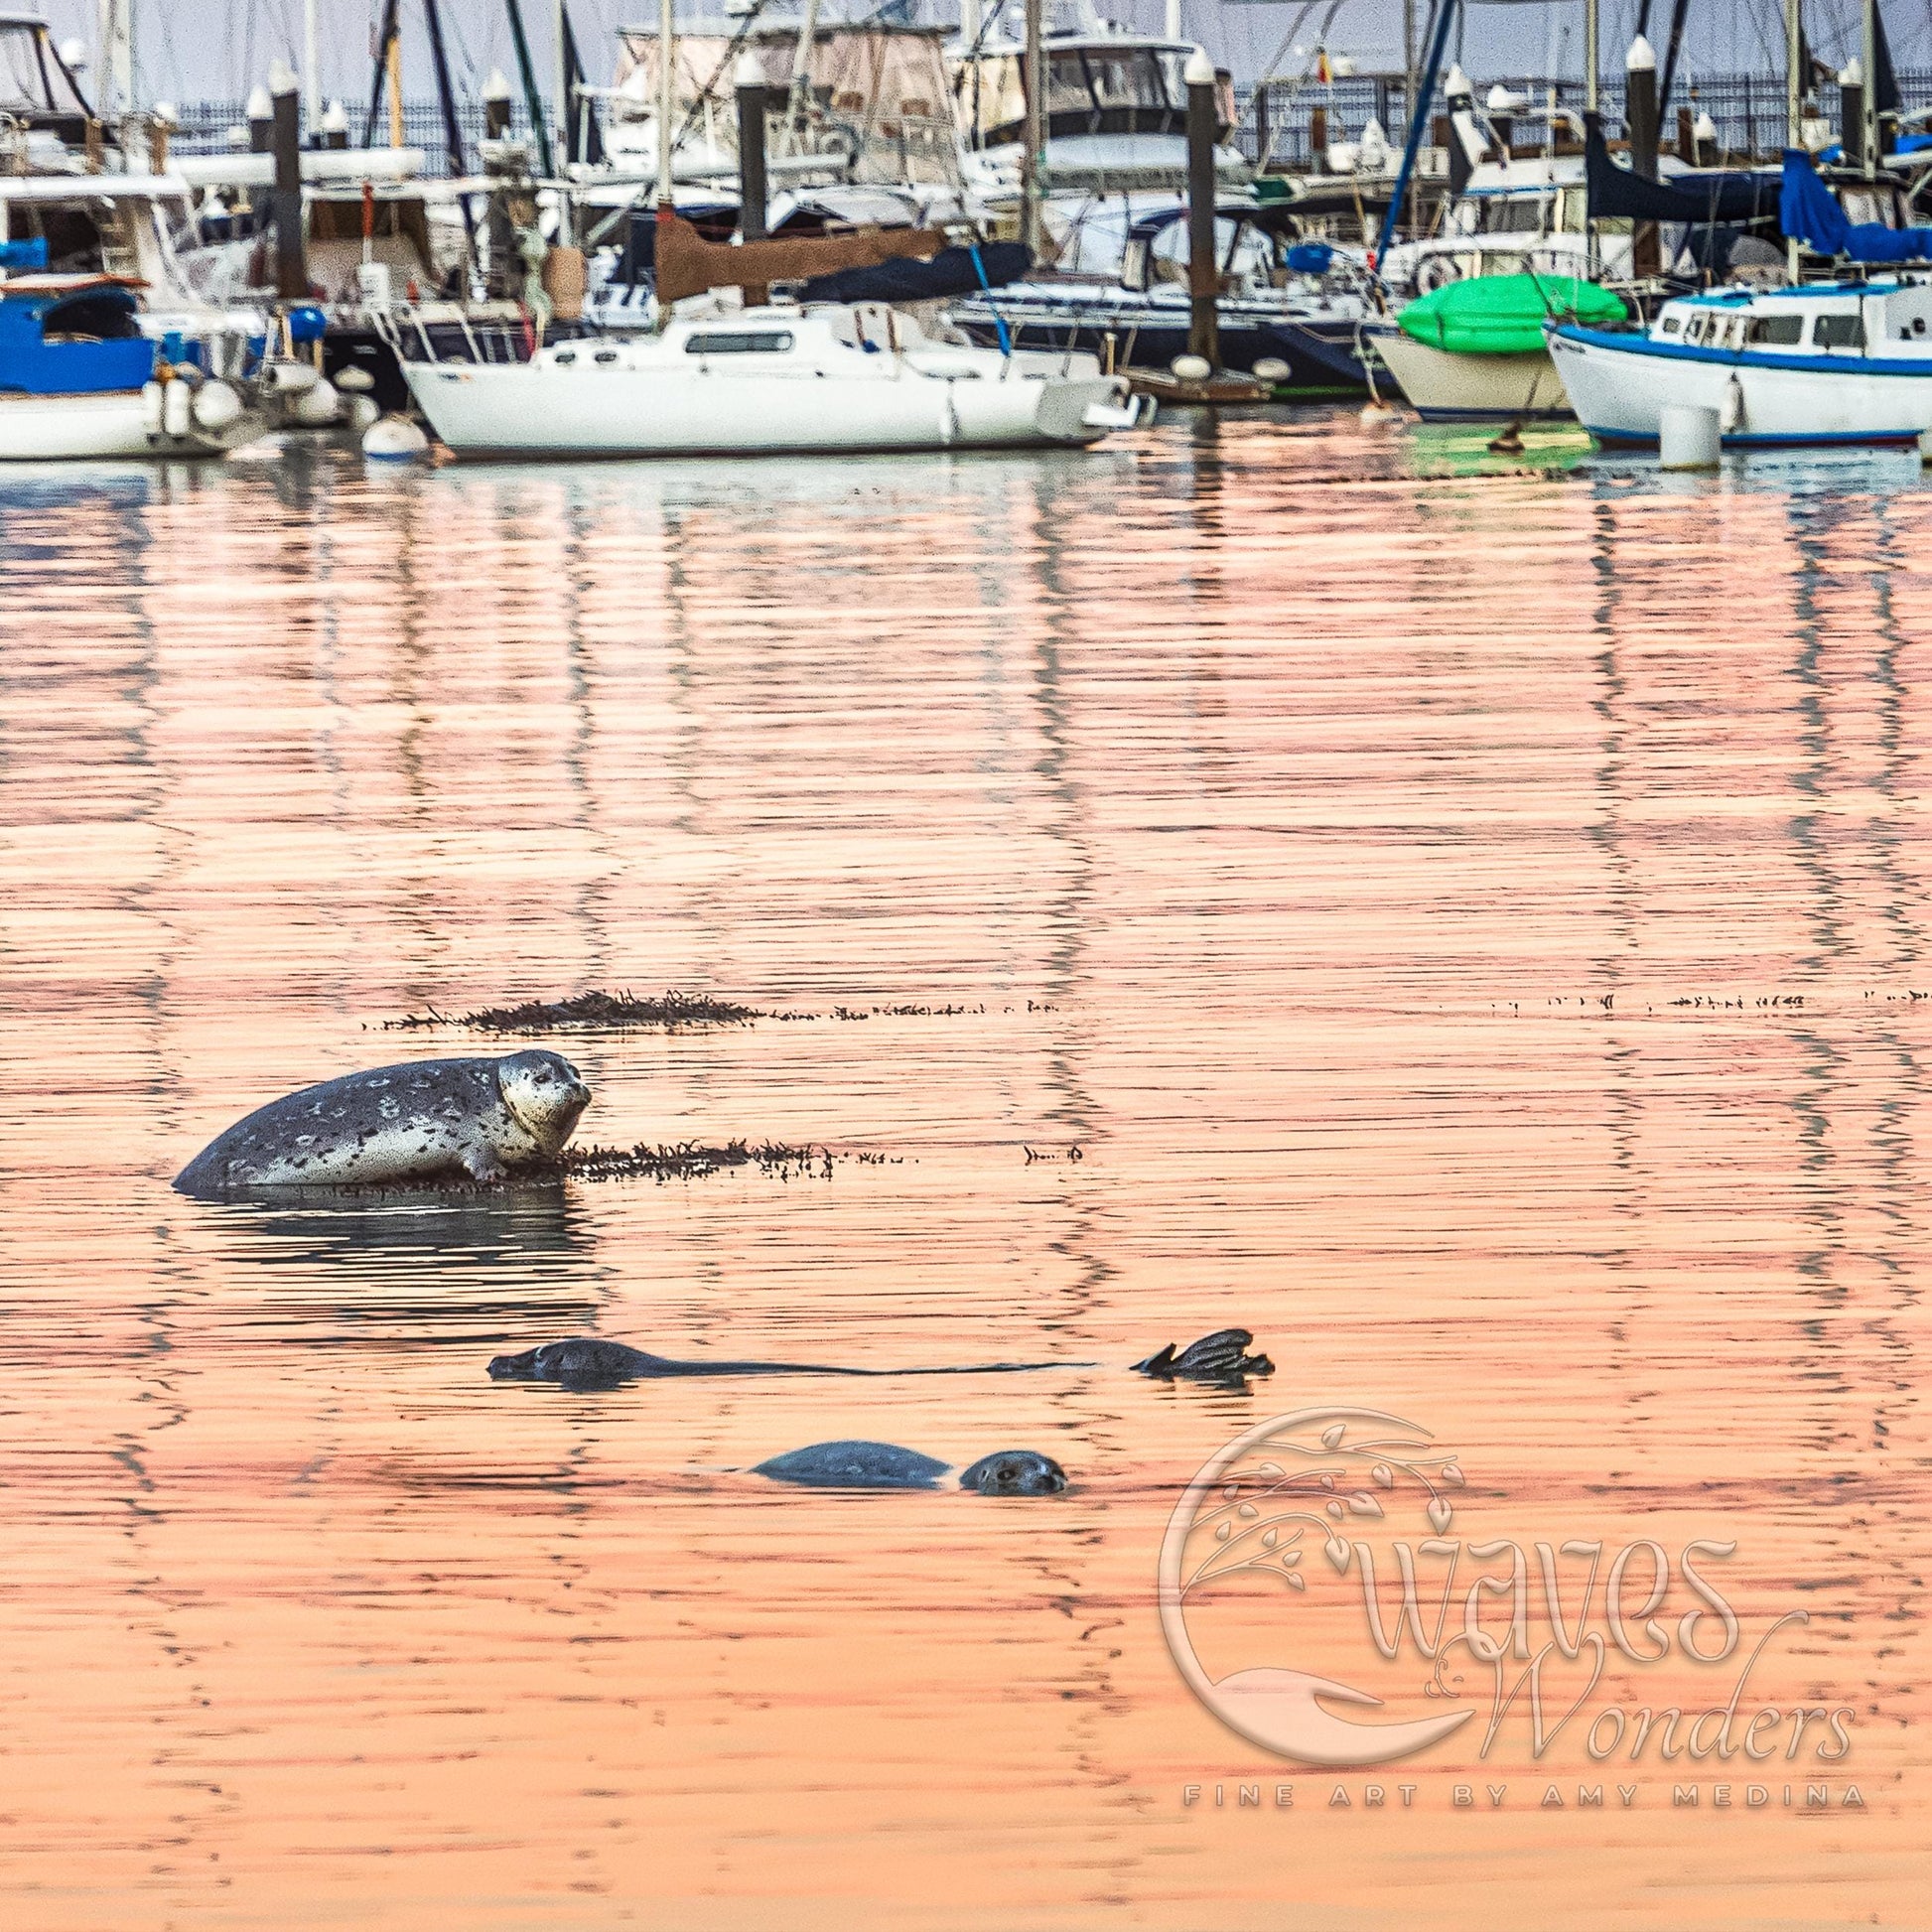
752,1442,1068,1493
486,1327,1273,1390
174,1050,591,1196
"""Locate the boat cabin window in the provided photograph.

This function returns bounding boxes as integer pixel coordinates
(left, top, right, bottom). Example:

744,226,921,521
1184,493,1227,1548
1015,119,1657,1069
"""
1814,313,1864,348
1683,313,1708,344
956,46,1200,146
1660,314,1682,335
3,196,132,276
1556,188,1588,233
1745,314,1804,346
1475,195,1554,236
39,291,142,343
684,331,796,354
1083,52,1173,111
1148,215,1273,286
1838,189,1896,230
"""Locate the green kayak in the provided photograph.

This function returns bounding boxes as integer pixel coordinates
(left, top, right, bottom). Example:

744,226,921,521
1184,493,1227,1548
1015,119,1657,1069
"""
1397,274,1629,357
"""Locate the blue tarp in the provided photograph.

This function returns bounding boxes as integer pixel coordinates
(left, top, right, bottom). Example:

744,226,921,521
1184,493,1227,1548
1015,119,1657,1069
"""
1779,149,1932,261
0,287,154,396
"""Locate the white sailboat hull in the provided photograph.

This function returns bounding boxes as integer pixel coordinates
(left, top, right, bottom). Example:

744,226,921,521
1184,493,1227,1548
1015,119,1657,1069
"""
0,389,229,461
407,338,1128,458
1550,324,1932,448
1371,332,1571,421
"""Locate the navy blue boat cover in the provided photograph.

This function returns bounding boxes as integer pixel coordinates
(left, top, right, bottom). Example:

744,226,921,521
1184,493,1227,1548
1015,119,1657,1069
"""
797,242,1033,305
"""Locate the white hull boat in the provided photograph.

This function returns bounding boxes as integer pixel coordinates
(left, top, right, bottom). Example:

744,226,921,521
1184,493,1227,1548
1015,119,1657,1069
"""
1369,329,1570,421
1550,280,1932,449
402,303,1144,458
0,387,225,460
0,274,272,461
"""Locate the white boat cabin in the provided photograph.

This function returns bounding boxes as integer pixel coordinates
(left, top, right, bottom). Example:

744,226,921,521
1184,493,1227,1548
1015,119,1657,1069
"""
1649,279,1932,358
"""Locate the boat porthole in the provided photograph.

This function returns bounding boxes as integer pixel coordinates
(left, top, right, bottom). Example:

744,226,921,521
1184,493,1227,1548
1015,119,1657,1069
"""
595,349,618,364
554,351,576,366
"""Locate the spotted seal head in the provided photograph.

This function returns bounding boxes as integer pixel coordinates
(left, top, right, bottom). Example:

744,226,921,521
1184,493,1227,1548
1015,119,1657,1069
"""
174,1049,591,1197
957,1449,1067,1495
494,1049,592,1152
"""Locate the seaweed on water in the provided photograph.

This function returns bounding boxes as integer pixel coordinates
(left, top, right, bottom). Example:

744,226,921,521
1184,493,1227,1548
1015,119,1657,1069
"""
544,1140,833,1183
385,988,1008,1033
387,989,768,1033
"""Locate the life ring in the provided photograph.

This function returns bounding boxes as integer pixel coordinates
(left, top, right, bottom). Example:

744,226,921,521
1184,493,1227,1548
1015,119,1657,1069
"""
1416,255,1462,295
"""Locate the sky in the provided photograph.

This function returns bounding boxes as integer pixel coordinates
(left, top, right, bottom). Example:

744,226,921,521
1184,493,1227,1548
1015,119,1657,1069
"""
32,0,1930,110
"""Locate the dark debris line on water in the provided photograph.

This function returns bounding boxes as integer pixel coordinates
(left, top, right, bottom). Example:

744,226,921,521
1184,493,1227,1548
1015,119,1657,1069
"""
386,989,764,1032
544,1141,834,1182
383,989,1002,1033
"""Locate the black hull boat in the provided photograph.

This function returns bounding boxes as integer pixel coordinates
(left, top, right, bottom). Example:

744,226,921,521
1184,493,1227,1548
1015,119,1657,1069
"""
951,286,1369,396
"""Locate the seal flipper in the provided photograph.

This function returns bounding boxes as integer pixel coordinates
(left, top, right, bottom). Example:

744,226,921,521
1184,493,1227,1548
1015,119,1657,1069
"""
1135,1328,1274,1384
463,1144,508,1183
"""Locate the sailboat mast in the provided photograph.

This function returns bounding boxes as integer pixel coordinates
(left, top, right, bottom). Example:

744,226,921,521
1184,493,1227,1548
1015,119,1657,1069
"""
1584,0,1597,112
555,0,570,174
656,0,674,211
787,0,821,147
503,0,556,175
100,0,133,127
305,0,320,122
1784,0,1800,150
1861,0,1878,178
1021,0,1043,254
1786,0,1801,279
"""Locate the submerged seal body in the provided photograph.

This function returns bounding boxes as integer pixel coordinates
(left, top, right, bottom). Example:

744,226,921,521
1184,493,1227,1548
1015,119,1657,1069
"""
486,1327,1275,1391
174,1050,591,1196
752,1441,1068,1494
487,1337,868,1389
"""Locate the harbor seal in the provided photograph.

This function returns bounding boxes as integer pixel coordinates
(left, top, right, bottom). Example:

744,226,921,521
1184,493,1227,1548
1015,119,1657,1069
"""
174,1050,591,1196
486,1327,1274,1390
752,1442,1068,1494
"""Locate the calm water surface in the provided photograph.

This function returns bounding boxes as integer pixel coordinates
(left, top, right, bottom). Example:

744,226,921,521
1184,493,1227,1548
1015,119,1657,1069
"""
0,415,1925,1928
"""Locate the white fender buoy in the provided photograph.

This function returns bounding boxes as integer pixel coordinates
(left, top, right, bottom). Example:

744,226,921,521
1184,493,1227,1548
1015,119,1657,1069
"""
362,415,431,461
345,394,381,434
334,365,376,394
1252,356,1290,385
162,377,194,440
290,377,342,427
192,379,244,432
261,358,320,396
140,379,166,438
1359,398,1402,426
1170,352,1212,383
1659,402,1722,470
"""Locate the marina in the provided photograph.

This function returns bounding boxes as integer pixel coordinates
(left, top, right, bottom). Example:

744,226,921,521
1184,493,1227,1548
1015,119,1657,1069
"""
3,2,1932,1928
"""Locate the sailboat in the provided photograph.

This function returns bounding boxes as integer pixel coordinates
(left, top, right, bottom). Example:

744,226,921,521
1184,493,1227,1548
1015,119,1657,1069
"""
944,3,1375,392
1548,1,1932,448
400,2,1142,458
